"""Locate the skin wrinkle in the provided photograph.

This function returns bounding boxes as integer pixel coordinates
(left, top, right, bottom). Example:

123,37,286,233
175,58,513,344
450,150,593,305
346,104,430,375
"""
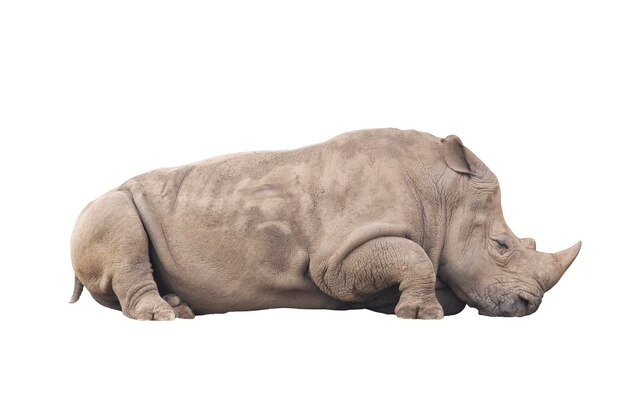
391,151,427,246
160,223,181,272
172,166,194,212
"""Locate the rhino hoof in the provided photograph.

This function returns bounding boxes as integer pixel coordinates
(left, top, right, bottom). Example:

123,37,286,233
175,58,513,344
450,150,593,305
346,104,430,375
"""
163,293,196,319
394,299,444,320
417,302,444,320
395,302,418,319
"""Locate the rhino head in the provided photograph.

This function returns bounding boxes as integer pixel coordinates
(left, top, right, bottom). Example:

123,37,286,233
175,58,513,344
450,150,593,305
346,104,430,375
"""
437,135,581,317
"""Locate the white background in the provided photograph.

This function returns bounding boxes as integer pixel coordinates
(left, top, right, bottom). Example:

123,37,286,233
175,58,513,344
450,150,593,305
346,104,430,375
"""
1,1,624,416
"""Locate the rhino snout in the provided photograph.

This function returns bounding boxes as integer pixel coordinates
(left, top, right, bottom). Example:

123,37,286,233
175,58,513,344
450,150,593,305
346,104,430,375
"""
477,292,543,317
506,294,542,317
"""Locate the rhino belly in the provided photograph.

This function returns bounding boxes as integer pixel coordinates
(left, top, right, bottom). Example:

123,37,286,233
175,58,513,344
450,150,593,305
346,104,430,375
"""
149,218,344,314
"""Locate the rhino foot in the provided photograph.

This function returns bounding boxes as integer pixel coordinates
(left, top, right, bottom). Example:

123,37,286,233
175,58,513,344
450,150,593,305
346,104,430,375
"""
395,298,444,320
126,292,195,320
127,290,176,321
163,294,195,319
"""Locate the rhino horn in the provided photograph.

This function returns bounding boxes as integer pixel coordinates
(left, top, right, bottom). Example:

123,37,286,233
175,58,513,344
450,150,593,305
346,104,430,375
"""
538,241,582,291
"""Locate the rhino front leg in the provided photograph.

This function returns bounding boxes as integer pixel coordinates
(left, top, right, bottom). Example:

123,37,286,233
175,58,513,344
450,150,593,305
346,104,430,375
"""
321,237,444,319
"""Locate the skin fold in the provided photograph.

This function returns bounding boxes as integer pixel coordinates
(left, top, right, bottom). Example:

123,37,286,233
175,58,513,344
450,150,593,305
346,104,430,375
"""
70,128,581,320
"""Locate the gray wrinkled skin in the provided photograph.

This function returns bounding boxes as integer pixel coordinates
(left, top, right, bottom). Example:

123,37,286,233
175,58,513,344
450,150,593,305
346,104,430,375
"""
70,128,581,320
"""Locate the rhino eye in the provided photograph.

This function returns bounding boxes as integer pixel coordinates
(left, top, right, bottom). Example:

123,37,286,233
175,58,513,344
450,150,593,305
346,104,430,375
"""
494,238,510,253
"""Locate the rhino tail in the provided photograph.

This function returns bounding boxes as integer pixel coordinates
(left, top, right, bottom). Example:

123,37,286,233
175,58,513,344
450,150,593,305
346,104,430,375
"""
69,276,84,304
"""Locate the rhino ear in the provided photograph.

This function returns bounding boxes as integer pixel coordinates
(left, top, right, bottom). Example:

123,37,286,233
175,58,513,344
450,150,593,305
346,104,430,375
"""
442,135,472,174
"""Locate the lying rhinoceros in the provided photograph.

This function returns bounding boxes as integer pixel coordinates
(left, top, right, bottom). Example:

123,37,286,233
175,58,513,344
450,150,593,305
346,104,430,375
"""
70,128,580,320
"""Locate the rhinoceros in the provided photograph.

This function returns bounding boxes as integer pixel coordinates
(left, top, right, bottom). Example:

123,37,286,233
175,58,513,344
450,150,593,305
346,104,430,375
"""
70,128,580,320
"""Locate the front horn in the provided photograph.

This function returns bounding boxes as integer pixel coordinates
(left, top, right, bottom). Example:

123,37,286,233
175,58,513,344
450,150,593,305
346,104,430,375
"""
539,241,582,291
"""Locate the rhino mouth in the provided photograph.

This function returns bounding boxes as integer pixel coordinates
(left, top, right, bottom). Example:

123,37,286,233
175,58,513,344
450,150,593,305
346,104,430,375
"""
475,289,543,317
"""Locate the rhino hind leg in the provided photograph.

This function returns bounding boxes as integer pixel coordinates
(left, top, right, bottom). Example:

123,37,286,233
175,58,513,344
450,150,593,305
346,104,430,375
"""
71,190,186,321
320,237,444,319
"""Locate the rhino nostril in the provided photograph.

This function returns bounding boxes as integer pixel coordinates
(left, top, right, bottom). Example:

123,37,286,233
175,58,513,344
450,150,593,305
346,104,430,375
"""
517,295,530,314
